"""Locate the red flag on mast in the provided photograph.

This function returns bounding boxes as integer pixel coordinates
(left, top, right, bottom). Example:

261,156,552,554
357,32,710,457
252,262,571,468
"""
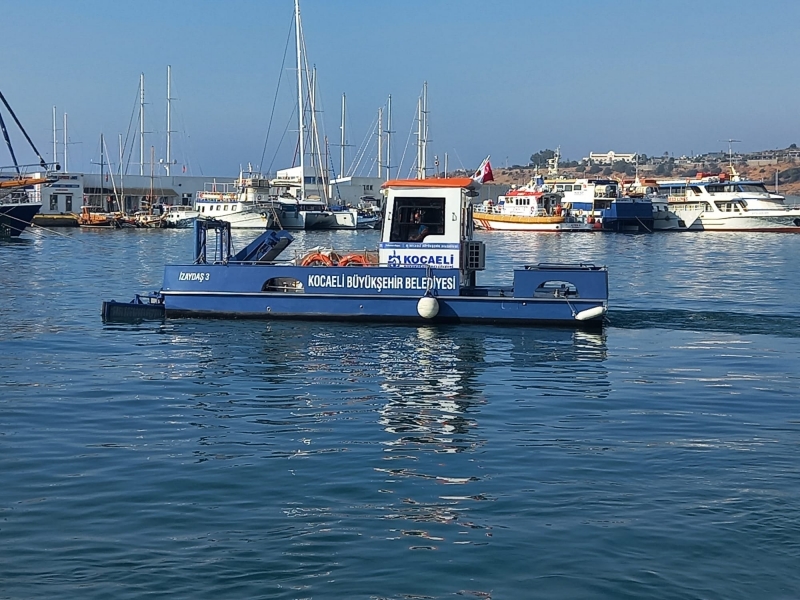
473,156,494,184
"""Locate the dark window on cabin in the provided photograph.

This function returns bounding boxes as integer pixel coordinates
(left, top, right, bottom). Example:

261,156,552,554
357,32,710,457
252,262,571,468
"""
50,194,58,211
390,197,446,242
65,195,73,212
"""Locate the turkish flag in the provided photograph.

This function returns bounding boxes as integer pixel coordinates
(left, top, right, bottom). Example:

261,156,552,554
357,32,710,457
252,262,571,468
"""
473,156,494,184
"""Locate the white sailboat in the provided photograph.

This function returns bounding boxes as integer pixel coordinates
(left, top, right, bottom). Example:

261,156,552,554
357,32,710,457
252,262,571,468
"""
271,0,335,230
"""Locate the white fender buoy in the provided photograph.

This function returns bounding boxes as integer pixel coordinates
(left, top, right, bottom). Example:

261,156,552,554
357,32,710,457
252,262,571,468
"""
574,305,606,321
417,295,439,319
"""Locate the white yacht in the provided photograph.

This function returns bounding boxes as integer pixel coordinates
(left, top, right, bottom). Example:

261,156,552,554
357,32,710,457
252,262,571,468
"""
328,205,381,229
194,174,276,229
657,173,800,231
163,204,200,228
266,195,332,230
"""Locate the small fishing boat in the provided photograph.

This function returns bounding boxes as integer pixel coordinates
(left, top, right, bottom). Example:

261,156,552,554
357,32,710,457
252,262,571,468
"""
77,206,121,229
103,177,609,326
473,180,594,232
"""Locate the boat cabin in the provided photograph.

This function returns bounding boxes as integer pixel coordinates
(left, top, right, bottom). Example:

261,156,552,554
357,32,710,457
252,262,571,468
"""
547,178,621,212
379,177,484,279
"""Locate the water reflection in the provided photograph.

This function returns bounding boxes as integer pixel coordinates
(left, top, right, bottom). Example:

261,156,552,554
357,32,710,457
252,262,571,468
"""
370,325,609,544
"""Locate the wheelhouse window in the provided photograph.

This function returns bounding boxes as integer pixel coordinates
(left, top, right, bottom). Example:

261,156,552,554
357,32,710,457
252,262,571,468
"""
389,197,445,242
738,183,768,193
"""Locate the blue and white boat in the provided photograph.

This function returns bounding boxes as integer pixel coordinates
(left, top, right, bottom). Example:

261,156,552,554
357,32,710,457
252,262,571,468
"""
103,177,609,326
547,178,654,233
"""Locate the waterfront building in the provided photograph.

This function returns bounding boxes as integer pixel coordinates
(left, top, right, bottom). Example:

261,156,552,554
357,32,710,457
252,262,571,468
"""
584,151,637,165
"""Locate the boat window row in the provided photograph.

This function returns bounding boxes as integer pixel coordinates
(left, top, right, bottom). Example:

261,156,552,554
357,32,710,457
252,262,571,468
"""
658,185,687,197
198,204,239,213
714,201,744,212
703,183,769,194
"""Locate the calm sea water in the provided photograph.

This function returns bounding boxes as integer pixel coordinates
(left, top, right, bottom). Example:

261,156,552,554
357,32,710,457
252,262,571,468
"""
1,226,799,599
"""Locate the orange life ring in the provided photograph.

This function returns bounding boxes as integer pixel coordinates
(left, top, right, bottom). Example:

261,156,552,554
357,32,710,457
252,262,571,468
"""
300,252,333,267
337,253,371,267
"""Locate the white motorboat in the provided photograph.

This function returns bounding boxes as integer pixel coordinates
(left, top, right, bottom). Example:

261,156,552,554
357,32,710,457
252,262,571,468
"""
657,173,800,232
163,205,200,228
328,205,381,229
266,196,332,230
194,173,276,229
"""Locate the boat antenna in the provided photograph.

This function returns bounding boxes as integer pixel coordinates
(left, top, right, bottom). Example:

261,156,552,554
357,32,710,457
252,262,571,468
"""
721,138,741,177
0,89,50,172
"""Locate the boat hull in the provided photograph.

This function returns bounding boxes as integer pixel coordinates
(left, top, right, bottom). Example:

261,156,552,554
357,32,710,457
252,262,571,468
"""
163,293,604,326
159,263,608,326
0,202,42,237
670,209,800,231
473,212,593,232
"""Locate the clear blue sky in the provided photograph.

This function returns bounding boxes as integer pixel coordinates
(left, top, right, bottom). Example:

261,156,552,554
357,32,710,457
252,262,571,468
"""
4,0,800,177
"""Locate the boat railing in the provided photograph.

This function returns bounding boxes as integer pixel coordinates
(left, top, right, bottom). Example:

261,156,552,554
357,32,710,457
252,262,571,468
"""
525,263,604,271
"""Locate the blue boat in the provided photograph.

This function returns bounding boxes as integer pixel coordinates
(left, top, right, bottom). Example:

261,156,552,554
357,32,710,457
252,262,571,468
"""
549,178,654,233
103,178,609,326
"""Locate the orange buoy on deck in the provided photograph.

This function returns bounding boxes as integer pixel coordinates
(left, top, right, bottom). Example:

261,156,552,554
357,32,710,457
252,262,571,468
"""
300,252,334,267
337,253,371,267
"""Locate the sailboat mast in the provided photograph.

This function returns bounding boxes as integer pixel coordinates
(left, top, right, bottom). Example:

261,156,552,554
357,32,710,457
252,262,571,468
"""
139,73,145,176
149,145,155,215
63,112,68,172
100,133,104,209
166,65,172,176
386,94,392,181
421,81,428,179
294,0,305,200
340,93,346,177
377,106,383,179
52,105,57,168
416,97,422,179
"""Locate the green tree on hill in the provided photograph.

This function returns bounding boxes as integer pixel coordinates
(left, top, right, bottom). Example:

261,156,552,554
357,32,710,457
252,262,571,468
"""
530,149,556,167
612,160,629,172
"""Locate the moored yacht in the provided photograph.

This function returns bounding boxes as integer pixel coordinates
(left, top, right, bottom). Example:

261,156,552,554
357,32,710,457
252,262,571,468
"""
547,178,654,233
1,89,57,238
194,173,276,229
622,178,687,231
163,204,201,228
1,175,47,237
657,172,800,232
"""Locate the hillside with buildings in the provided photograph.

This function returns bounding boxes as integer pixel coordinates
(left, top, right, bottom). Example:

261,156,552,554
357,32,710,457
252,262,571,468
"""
489,147,800,195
